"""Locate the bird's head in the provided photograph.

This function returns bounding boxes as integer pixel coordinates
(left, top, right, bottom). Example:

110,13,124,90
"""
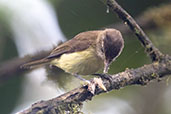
96,29,124,73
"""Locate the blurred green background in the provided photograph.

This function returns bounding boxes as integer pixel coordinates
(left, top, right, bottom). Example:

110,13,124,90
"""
0,0,171,114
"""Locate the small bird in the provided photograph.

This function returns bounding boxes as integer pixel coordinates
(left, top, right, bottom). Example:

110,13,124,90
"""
22,28,124,92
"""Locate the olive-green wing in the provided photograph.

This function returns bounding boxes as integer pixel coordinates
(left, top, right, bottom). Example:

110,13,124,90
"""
46,30,99,59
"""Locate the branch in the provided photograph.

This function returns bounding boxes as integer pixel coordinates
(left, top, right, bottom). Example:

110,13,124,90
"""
105,4,171,34
0,50,50,82
19,56,171,114
19,0,171,113
107,0,163,61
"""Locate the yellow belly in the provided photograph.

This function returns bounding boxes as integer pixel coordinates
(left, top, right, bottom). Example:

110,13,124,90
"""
50,47,104,75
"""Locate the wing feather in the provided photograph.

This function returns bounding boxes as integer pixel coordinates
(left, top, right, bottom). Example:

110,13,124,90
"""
46,30,99,59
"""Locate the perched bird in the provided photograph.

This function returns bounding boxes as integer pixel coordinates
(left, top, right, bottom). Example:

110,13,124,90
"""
22,28,124,91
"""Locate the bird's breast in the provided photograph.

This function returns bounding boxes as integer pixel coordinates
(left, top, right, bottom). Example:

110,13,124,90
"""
50,47,104,75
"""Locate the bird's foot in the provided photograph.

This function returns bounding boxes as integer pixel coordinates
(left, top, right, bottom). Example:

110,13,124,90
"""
93,73,113,86
73,74,106,94
85,77,107,94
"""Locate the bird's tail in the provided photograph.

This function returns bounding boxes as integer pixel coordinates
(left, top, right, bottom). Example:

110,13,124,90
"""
21,58,50,69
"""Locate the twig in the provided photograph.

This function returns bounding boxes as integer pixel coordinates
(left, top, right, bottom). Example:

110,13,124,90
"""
19,0,171,113
105,4,171,34
107,0,163,61
0,50,50,82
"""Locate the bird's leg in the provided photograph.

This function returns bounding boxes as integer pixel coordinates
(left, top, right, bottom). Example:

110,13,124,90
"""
93,73,113,90
73,74,90,83
93,62,113,87
103,61,109,73
93,73,112,82
73,74,96,94
73,74,106,94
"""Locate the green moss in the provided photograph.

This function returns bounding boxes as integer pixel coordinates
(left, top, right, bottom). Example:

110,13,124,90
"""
151,73,157,77
36,110,44,114
56,102,83,114
134,28,141,34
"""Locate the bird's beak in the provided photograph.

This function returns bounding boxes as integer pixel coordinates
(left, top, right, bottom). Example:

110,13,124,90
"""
103,61,109,73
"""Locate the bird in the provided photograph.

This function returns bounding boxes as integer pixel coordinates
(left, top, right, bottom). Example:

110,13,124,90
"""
22,28,124,92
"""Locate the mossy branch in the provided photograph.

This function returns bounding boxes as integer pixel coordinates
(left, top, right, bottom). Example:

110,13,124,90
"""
19,55,171,114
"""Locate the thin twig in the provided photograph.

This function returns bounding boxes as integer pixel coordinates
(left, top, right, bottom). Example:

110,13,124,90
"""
107,0,163,61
